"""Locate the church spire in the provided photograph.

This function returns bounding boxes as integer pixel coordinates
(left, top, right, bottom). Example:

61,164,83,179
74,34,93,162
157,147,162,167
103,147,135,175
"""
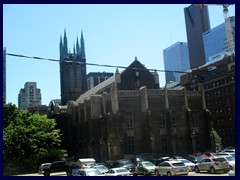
63,29,68,58
76,36,80,55
59,35,63,59
80,31,86,59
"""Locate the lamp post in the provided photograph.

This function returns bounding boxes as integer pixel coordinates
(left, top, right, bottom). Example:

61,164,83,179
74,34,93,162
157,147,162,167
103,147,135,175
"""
108,141,111,160
191,131,196,153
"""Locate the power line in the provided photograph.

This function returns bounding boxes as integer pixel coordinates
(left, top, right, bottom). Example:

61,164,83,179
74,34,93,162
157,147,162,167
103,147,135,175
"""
6,53,188,74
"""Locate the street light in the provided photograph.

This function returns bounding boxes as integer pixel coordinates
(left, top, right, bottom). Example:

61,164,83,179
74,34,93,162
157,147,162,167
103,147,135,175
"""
108,141,111,160
191,131,196,153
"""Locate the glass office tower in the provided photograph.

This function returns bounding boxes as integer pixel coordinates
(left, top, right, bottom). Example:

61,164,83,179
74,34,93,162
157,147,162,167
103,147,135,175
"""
203,16,235,63
163,42,190,83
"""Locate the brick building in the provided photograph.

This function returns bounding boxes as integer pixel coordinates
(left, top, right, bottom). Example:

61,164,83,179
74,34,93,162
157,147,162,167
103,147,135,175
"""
181,55,235,148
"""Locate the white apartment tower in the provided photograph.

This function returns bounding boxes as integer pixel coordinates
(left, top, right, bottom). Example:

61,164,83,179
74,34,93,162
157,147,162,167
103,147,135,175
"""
18,82,42,111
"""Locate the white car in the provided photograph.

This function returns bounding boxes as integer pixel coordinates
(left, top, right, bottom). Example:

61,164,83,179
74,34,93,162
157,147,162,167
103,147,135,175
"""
77,168,105,176
218,155,235,170
229,169,235,176
93,165,109,174
105,167,131,176
178,159,195,171
135,161,156,175
38,163,51,174
155,160,189,176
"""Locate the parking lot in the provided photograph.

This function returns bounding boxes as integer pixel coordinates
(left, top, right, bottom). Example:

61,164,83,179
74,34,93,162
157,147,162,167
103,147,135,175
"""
16,171,229,176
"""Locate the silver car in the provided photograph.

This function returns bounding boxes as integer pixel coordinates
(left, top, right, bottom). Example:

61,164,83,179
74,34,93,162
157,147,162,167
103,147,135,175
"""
135,161,156,175
195,156,229,174
155,160,189,176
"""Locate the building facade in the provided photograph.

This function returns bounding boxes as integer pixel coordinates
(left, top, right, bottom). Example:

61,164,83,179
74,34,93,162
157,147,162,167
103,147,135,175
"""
3,47,6,101
163,42,190,83
87,72,114,90
59,30,87,105
18,82,42,111
49,58,211,162
203,16,235,63
181,55,235,148
184,4,210,69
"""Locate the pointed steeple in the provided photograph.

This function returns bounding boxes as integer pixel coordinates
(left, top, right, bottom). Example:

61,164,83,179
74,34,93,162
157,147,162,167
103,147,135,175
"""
80,31,86,59
73,43,76,54
76,36,80,55
63,29,68,58
59,35,63,59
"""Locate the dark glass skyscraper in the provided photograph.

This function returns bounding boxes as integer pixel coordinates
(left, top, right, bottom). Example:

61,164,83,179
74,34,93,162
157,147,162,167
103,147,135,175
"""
184,4,210,69
59,30,87,105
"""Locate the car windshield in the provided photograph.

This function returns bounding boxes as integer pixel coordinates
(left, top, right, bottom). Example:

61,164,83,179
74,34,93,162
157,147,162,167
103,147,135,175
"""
142,162,155,167
181,159,191,163
225,156,235,161
119,161,132,166
87,170,102,176
116,168,129,173
97,166,108,170
172,162,185,167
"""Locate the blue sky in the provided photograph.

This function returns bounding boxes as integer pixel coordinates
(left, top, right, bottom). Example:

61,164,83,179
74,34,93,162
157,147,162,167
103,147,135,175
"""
3,4,235,106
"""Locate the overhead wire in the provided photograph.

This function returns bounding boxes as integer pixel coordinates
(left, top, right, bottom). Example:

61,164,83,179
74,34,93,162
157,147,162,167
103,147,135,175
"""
6,53,188,74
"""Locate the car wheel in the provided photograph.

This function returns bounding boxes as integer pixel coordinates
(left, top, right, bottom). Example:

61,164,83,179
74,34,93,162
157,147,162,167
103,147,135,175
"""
43,171,50,176
155,170,159,176
143,171,147,176
195,166,200,173
229,166,233,170
167,172,172,176
210,167,215,174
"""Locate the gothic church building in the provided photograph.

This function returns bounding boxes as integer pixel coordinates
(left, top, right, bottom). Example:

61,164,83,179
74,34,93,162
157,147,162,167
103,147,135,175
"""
59,30,87,105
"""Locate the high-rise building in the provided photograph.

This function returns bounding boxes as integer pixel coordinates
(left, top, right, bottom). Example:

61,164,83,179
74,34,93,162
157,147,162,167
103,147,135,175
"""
184,4,210,69
163,42,190,83
59,30,87,105
203,16,235,63
87,72,114,90
18,82,42,111
3,47,6,102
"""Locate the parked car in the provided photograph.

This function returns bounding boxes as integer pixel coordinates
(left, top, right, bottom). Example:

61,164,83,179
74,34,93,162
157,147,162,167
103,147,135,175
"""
216,152,235,158
105,167,132,176
135,161,156,175
185,155,204,164
151,157,171,166
229,169,235,176
77,168,105,176
93,165,109,174
155,160,189,176
194,156,229,174
38,163,51,174
178,159,195,171
41,161,71,176
131,156,144,165
171,156,183,160
82,162,97,168
103,160,115,169
66,164,80,176
112,159,135,172
217,155,235,170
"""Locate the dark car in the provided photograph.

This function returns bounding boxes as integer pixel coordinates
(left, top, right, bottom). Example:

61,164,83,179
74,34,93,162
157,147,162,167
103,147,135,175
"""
151,157,171,166
112,159,135,173
185,155,204,164
42,161,70,176
103,160,115,169
66,164,80,176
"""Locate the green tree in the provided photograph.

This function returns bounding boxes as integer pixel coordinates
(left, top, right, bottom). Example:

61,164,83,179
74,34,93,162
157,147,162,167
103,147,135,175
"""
3,102,65,173
211,127,222,150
